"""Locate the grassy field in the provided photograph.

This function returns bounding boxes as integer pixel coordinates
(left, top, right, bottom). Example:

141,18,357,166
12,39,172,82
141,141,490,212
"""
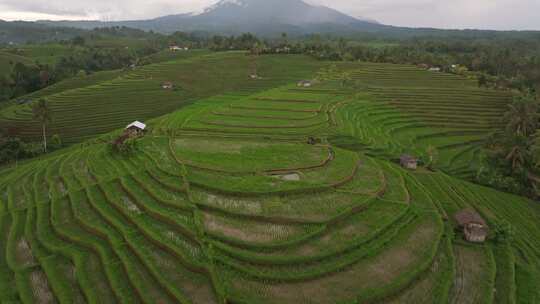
0,55,539,303
0,50,37,78
0,52,325,143
2,44,80,66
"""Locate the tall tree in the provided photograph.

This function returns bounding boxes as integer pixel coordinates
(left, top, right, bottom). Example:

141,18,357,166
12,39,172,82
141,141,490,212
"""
503,135,530,172
32,99,53,153
531,130,540,169
281,32,288,46
503,92,539,137
250,42,264,77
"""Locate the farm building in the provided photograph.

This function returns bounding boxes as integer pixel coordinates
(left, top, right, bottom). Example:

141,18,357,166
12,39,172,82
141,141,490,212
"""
455,209,489,243
125,121,147,135
417,63,429,69
161,82,174,90
169,45,189,51
400,155,418,170
113,121,146,147
275,47,291,53
298,80,313,87
428,67,441,72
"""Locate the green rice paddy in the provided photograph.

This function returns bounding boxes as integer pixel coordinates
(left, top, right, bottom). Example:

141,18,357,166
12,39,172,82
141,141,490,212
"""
0,54,538,303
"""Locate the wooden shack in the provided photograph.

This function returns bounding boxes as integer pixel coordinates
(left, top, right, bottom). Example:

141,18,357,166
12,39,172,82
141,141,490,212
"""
400,155,418,170
125,121,147,136
113,121,146,147
161,82,174,90
455,209,489,243
297,80,313,88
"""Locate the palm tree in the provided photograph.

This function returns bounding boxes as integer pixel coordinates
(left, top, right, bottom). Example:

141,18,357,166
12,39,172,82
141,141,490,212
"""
503,93,539,137
281,32,288,46
250,42,264,77
32,99,52,153
426,145,439,170
340,71,353,87
503,135,529,172
531,130,540,169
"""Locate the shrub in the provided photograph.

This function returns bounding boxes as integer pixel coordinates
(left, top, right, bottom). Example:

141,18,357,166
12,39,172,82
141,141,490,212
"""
112,136,139,155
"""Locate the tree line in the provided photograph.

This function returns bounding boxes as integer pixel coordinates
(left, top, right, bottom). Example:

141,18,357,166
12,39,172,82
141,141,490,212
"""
0,38,160,102
478,92,540,199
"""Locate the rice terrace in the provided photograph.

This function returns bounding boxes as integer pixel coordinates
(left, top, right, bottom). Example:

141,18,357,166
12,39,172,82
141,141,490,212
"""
1,0,540,303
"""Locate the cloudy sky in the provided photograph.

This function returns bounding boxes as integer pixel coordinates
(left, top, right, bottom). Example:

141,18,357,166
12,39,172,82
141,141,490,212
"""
0,0,538,30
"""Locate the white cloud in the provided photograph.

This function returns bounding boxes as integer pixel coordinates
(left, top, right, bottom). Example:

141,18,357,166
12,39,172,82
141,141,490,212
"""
0,10,94,21
310,0,540,30
0,0,214,21
0,0,538,30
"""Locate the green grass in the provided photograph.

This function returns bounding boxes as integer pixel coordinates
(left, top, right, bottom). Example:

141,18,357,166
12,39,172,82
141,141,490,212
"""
0,52,325,143
0,56,538,304
170,137,329,173
142,49,211,64
4,44,79,66
0,50,36,77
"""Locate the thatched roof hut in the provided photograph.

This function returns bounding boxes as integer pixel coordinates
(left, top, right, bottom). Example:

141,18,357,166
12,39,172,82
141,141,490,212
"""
455,208,489,243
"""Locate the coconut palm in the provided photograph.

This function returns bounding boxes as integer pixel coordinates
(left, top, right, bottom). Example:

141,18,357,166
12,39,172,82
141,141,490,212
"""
504,135,529,172
250,42,264,77
531,130,540,169
503,93,539,137
32,99,52,153
426,145,439,169
340,71,352,87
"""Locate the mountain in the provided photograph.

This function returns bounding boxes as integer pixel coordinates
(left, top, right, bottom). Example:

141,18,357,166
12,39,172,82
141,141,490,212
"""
190,0,370,26
36,0,389,36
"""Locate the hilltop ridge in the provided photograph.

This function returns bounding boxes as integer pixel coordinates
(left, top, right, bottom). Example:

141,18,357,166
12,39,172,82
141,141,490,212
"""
34,0,386,35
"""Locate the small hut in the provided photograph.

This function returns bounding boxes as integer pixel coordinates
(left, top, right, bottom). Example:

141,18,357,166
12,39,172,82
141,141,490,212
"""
400,155,418,170
455,209,489,243
112,121,146,148
125,121,147,136
297,80,312,88
307,137,319,145
161,82,174,90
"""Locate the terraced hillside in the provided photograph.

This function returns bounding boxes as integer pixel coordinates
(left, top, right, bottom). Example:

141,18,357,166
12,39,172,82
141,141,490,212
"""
0,50,37,78
334,63,513,179
3,44,78,66
1,61,538,303
0,52,325,143
0,50,211,111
